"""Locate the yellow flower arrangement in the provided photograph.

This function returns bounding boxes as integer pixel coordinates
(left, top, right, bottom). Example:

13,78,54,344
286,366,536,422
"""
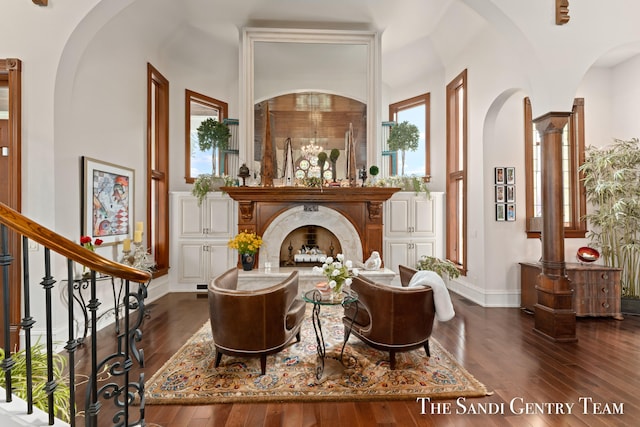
228,230,263,255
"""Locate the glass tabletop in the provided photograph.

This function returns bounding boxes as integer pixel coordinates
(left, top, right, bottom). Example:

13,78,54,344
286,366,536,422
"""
302,289,358,305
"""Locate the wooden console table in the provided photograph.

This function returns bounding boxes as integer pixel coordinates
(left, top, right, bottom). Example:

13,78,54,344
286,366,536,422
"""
520,262,623,320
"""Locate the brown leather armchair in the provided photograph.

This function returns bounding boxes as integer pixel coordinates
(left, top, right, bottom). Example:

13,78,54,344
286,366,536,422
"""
208,268,306,375
343,265,436,369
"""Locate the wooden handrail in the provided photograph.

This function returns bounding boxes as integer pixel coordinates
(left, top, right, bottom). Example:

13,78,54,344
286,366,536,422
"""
0,202,151,283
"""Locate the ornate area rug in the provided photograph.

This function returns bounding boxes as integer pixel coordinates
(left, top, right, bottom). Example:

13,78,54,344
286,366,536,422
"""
145,305,490,404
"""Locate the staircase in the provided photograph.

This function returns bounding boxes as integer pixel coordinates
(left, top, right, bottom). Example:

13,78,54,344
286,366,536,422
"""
0,202,151,426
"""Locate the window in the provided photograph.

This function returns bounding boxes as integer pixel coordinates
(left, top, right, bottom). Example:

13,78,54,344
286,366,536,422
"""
523,97,586,238
388,93,431,180
147,63,169,276
446,71,467,274
185,90,229,183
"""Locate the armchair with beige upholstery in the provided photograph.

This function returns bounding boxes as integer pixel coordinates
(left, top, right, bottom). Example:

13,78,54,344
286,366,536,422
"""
343,265,435,369
208,268,306,375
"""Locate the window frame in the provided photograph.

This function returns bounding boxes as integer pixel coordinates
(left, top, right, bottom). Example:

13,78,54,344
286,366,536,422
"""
147,63,169,277
524,97,587,238
184,89,229,183
445,70,467,275
388,92,431,181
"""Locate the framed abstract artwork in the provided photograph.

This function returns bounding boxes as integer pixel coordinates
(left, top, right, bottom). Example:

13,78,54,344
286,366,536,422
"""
82,157,134,245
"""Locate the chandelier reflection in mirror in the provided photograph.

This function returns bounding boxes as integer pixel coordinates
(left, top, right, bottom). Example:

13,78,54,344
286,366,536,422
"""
301,140,323,159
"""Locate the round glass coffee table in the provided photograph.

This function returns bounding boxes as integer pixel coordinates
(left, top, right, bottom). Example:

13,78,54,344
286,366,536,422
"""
302,289,359,382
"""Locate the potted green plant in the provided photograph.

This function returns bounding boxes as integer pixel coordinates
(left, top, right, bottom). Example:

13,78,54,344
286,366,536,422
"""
197,118,231,177
317,151,328,184
387,121,419,176
1,343,72,422
416,255,460,280
580,138,640,311
329,149,340,182
192,174,234,206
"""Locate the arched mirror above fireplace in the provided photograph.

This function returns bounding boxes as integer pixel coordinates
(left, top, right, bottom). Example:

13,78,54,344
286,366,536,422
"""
240,28,381,173
254,92,367,181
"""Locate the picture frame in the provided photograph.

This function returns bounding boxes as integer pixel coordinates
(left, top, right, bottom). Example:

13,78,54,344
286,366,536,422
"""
506,185,515,203
506,203,516,221
495,185,505,203
496,204,506,221
506,167,515,185
495,167,505,185
82,157,135,245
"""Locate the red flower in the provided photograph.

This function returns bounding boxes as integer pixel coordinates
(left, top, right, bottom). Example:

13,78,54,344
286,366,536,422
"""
80,236,92,245
94,239,103,246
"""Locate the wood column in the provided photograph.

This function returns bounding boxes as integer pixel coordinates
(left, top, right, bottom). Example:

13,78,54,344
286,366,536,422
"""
532,112,576,342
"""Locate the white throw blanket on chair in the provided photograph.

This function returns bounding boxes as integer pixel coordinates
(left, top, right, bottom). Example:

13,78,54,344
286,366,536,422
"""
408,270,455,322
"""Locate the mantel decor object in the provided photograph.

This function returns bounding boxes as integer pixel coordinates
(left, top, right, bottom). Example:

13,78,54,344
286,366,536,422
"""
238,163,250,186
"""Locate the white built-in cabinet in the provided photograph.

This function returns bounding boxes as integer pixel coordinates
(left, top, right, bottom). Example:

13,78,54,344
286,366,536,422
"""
170,190,444,290
170,192,236,291
383,192,444,274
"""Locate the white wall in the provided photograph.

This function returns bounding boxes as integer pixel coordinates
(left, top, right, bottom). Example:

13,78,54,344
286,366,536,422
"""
3,0,640,344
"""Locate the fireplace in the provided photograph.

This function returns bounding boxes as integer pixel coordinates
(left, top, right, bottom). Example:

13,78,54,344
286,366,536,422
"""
222,187,400,269
263,205,357,268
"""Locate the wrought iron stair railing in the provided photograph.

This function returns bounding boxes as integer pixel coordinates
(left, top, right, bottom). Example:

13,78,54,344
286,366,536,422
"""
0,202,151,426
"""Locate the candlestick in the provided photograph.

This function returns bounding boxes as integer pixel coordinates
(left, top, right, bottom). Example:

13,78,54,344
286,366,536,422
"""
134,231,142,243
123,238,131,252
135,221,144,232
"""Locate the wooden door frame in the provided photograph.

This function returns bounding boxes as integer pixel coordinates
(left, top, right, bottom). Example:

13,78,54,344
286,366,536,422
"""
0,58,22,348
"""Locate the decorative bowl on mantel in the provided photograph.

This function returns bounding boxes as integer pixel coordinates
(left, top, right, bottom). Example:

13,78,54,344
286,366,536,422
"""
576,246,600,263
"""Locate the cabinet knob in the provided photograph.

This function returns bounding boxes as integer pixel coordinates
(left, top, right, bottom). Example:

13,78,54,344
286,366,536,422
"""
601,287,608,294
601,273,608,280
602,302,610,308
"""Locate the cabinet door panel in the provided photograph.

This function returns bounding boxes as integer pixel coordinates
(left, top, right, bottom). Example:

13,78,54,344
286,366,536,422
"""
206,243,234,281
385,241,411,274
387,198,410,235
179,197,205,237
178,243,206,283
414,241,436,260
413,197,435,236
205,197,233,237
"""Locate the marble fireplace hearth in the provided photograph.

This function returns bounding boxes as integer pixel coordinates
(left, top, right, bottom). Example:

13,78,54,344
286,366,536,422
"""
236,266,397,293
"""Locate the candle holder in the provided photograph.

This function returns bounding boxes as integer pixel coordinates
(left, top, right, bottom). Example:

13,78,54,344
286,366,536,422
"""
120,235,155,272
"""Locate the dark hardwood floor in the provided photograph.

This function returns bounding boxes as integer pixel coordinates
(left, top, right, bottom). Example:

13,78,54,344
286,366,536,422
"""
74,291,640,426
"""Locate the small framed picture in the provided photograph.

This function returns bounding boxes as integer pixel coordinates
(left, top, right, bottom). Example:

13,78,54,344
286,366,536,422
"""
506,167,515,185
496,204,506,221
495,167,505,185
506,185,515,203
506,203,516,221
495,186,505,203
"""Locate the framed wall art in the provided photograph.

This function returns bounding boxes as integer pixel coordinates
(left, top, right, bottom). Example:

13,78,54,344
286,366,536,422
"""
494,167,505,185
495,186,505,203
82,157,135,245
506,203,516,221
506,167,515,185
506,185,515,203
496,204,506,221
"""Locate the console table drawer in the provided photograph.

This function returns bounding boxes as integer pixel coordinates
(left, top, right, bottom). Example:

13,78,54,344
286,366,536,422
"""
520,262,622,319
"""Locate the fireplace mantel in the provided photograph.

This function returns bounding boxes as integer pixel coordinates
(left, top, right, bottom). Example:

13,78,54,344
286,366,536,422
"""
222,186,401,265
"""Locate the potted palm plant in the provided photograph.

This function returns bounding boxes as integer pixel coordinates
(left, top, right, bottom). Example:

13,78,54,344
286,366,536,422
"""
580,138,640,313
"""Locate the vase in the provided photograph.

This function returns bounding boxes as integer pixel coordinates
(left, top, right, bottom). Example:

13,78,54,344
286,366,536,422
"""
241,253,255,271
330,281,344,302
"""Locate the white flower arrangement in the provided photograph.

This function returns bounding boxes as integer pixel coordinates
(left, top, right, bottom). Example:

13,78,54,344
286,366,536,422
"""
312,253,359,294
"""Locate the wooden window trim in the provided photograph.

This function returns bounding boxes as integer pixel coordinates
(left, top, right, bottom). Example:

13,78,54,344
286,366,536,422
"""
147,63,169,277
388,93,431,181
446,70,467,275
184,89,228,183
524,97,587,238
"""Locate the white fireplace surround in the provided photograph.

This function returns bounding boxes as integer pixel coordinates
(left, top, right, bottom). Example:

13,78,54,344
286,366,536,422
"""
260,205,364,268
